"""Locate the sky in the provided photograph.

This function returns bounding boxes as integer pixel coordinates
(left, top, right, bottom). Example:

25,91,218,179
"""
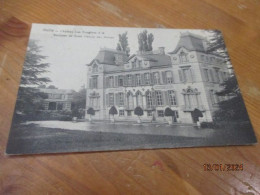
29,24,209,91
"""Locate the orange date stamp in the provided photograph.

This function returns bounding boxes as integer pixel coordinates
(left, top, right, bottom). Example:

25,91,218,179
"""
203,163,243,171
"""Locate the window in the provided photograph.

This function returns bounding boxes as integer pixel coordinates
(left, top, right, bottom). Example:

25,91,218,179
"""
144,73,150,85
53,94,62,99
166,71,173,84
136,91,143,107
138,60,142,66
127,75,132,86
210,90,218,105
179,68,192,83
201,55,205,61
214,69,220,83
146,91,153,108
118,76,124,86
57,103,63,110
109,93,114,106
92,64,98,73
209,69,214,82
119,110,125,116
93,77,98,88
132,61,136,69
147,111,153,116
179,52,188,63
153,72,160,84
136,74,141,86
156,91,163,106
109,76,114,87
119,93,124,106
127,111,132,116
48,102,56,110
157,110,164,117
204,69,209,81
168,90,177,106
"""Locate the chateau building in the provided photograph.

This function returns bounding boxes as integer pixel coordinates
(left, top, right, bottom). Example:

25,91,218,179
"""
39,88,74,111
85,32,229,123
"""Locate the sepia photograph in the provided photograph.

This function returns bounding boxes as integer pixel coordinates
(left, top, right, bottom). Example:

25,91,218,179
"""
6,23,257,155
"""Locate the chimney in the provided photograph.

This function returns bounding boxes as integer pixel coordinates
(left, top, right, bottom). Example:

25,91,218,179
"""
158,47,165,55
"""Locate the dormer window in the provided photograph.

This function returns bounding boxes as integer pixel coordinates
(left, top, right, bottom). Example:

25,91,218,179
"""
138,60,142,66
179,51,188,63
132,61,136,69
93,64,98,73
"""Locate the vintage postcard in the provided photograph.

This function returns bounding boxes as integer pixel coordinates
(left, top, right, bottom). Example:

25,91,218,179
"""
6,24,257,155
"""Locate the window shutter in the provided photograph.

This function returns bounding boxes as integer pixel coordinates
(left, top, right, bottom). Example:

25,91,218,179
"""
89,78,92,89
174,91,178,105
123,75,127,86
170,71,174,83
141,74,145,85
178,69,183,83
114,76,118,87
157,72,161,84
129,75,132,86
123,93,125,106
162,71,166,84
164,91,169,106
152,91,157,106
115,93,119,105
105,77,109,87
150,73,154,85
132,75,135,87
106,94,109,106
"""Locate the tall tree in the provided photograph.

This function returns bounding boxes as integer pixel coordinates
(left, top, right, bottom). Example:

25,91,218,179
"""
138,30,154,52
214,76,249,122
207,31,250,122
71,86,86,118
15,40,51,119
116,32,130,56
207,30,230,64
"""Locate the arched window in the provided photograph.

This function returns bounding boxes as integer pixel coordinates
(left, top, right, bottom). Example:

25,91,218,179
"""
136,91,143,107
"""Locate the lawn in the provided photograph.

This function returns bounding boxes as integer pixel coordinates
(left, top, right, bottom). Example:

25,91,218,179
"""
6,122,257,155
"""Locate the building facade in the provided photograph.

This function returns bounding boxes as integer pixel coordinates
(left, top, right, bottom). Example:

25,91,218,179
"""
85,32,229,123
38,88,74,111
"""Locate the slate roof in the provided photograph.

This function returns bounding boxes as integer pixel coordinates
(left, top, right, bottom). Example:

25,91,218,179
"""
169,32,207,54
135,54,171,67
90,48,128,65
